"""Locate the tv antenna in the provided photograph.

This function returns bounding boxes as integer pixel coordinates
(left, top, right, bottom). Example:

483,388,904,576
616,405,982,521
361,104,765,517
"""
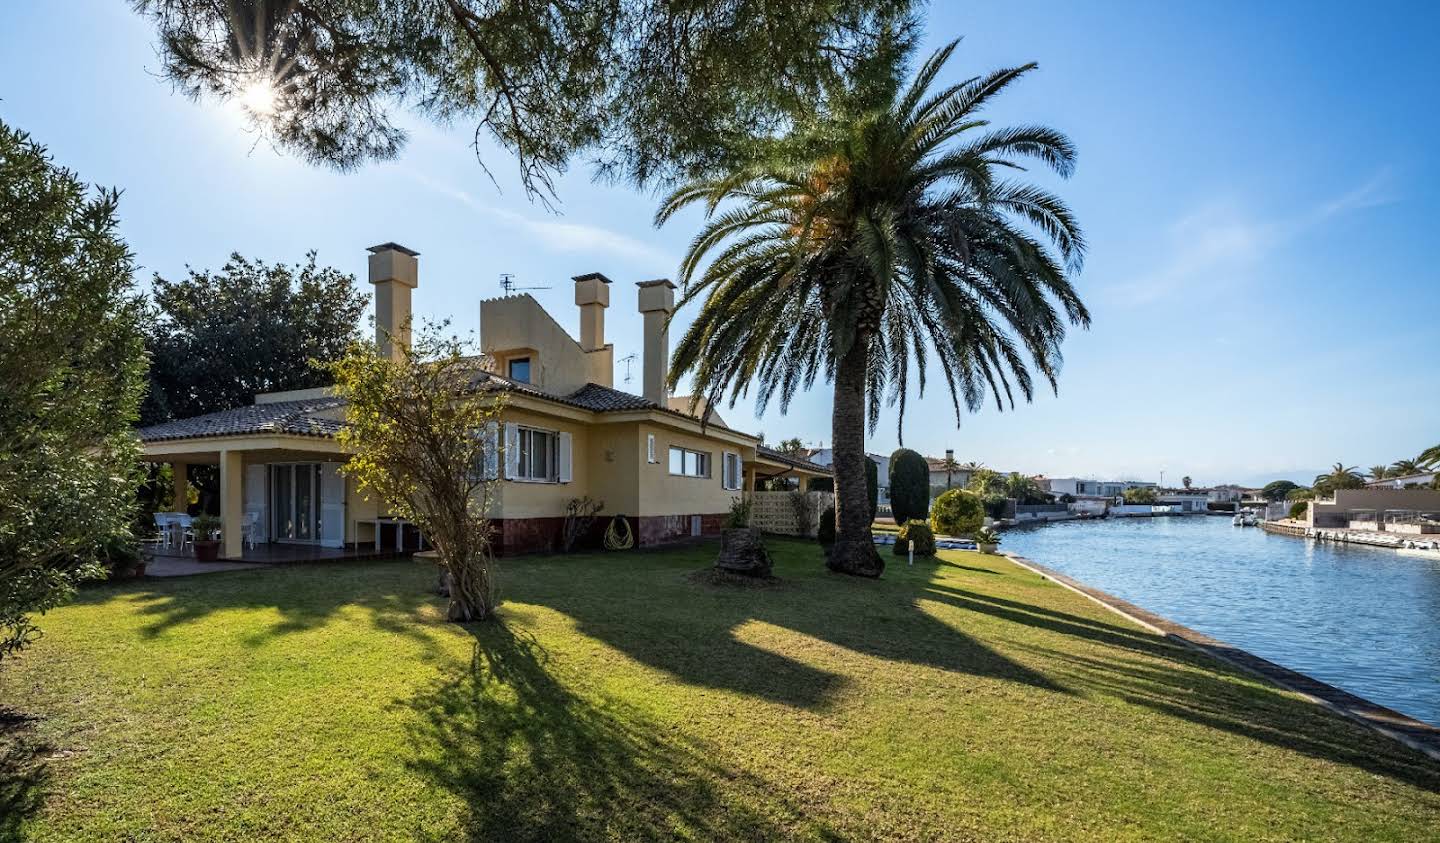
619,353,638,384
499,273,552,296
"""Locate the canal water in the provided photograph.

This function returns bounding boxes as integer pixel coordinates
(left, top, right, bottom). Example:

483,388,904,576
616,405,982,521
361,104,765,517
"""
1001,515,1440,726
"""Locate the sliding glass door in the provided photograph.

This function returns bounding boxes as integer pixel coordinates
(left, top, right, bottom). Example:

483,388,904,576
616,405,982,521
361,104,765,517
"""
271,463,320,543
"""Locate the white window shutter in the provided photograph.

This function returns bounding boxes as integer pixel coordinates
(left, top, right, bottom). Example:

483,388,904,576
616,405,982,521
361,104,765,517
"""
558,431,573,483
503,423,520,479
647,434,656,463
483,422,499,480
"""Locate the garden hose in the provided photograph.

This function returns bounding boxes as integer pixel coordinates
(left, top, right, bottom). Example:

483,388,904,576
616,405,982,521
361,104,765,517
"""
603,514,634,550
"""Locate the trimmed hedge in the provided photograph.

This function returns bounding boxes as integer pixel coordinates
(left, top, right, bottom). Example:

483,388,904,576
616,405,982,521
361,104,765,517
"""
889,448,930,525
1288,501,1308,520
931,488,984,537
893,520,935,557
817,505,837,546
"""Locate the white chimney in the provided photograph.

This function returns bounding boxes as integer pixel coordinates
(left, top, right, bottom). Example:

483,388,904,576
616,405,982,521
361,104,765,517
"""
367,242,419,360
636,279,675,405
573,272,611,352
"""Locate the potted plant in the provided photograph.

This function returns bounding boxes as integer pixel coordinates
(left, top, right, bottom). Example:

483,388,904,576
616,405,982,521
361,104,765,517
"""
975,527,1001,555
192,514,222,561
716,495,772,578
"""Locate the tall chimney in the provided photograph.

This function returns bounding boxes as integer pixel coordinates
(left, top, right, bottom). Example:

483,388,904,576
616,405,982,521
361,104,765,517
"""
636,279,676,405
572,272,611,352
367,242,419,360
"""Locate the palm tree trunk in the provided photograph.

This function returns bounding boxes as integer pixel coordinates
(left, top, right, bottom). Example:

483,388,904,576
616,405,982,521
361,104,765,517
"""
827,333,884,577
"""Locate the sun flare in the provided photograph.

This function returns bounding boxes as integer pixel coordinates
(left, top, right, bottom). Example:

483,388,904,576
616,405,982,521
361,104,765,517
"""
238,78,277,117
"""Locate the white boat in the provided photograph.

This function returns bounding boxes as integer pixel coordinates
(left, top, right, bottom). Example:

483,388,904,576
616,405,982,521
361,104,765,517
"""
1232,514,1244,526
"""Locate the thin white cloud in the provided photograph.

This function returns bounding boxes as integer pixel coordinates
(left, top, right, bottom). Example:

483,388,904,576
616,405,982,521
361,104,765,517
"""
1101,171,1398,307
409,171,677,272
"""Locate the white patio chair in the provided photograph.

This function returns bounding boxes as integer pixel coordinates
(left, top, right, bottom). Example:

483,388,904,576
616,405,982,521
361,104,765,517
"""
172,513,195,550
242,511,263,550
153,512,175,548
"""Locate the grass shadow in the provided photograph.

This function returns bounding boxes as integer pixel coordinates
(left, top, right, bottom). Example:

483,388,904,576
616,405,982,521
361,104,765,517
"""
510,542,1067,712
0,708,50,843
402,622,840,841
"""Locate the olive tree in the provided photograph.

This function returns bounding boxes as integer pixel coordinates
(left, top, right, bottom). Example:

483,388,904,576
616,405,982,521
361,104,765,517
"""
328,327,505,621
0,120,148,659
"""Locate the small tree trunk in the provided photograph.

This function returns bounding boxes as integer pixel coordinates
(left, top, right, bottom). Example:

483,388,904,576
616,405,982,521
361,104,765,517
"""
827,334,884,578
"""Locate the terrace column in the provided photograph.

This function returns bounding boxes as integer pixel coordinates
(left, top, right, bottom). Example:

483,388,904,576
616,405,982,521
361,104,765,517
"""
219,450,244,559
173,461,189,513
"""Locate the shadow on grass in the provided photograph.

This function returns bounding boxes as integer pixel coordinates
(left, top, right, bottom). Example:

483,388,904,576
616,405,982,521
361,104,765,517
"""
516,544,1068,710
0,708,50,843
1016,642,1440,790
403,623,840,842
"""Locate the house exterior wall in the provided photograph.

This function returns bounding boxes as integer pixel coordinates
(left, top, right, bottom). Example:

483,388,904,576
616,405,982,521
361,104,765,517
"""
479,294,612,394
1309,488,1440,528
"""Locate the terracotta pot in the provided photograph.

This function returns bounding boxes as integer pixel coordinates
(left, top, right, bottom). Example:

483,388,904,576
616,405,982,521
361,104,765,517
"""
194,540,221,562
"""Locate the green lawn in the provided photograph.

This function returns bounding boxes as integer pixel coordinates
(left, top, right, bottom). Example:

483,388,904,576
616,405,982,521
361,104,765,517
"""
3,540,1438,841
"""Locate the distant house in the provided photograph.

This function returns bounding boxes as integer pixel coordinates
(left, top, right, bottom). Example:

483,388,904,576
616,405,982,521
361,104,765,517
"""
1045,477,1156,499
926,452,974,491
136,242,829,559
1156,489,1210,513
1367,471,1438,490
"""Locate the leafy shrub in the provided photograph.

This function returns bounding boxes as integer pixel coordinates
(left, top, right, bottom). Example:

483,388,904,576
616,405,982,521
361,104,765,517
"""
982,492,1007,520
1122,486,1158,505
893,520,935,557
562,496,604,551
788,490,817,537
1288,501,1308,520
888,448,929,525
816,505,836,546
724,495,753,529
931,488,984,537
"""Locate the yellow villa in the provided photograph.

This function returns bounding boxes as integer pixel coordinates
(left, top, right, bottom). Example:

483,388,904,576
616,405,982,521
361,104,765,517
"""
137,243,830,559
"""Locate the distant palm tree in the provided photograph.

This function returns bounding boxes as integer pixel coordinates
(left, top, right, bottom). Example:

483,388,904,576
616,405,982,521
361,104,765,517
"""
1313,462,1364,495
941,454,960,489
1390,459,1423,478
659,39,1088,577
1422,444,1440,468
1181,475,1192,489
960,460,985,473
1368,465,1390,481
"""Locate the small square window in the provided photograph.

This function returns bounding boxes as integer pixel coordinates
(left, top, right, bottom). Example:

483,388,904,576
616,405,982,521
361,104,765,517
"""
508,357,531,384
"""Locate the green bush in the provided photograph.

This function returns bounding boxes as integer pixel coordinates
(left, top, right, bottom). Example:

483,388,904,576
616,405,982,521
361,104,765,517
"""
981,492,1007,520
931,488,984,537
889,448,929,525
724,495,752,529
1288,501,1308,520
816,505,836,546
893,520,935,557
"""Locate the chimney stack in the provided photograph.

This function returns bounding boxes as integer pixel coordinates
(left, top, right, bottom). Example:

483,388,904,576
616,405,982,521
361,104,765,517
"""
367,242,419,360
636,279,676,405
572,272,611,352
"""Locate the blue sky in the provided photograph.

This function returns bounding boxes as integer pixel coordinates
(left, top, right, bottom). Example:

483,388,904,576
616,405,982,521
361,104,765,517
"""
4,1,1437,487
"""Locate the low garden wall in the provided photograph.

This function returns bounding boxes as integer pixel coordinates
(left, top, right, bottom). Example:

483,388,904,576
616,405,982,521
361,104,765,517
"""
749,490,834,537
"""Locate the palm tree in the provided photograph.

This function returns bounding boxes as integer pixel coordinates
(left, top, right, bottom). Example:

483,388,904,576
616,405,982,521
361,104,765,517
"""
1390,459,1423,477
1422,444,1440,468
1368,465,1390,481
1181,475,1192,489
1313,462,1364,496
658,40,1088,576
941,453,960,489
